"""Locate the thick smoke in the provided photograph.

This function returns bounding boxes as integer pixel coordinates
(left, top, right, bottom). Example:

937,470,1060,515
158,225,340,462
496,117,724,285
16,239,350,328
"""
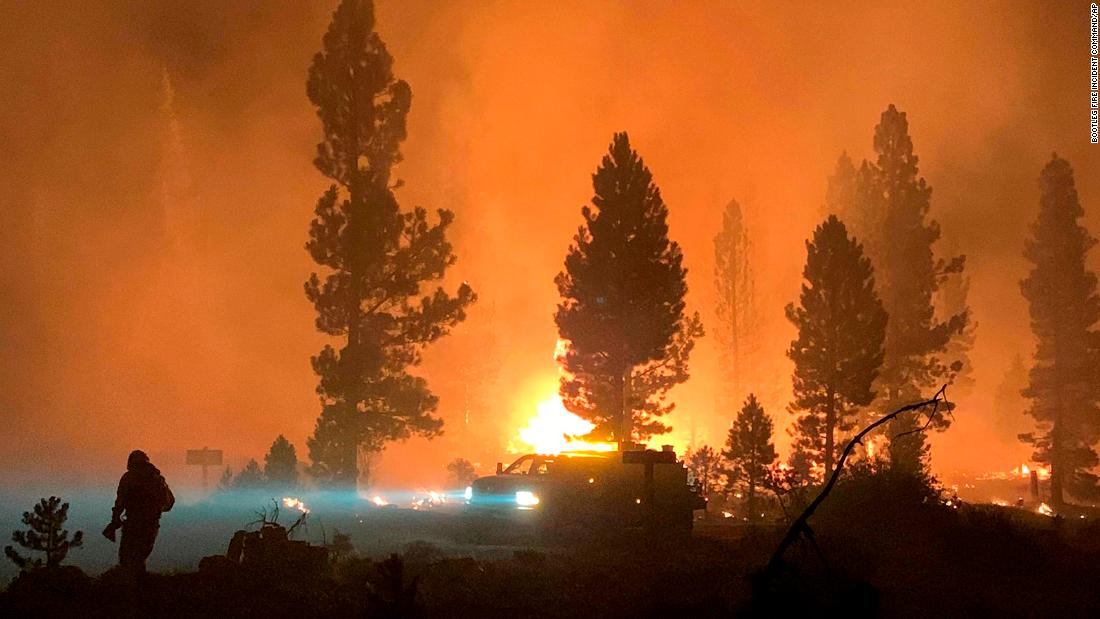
0,1,1095,491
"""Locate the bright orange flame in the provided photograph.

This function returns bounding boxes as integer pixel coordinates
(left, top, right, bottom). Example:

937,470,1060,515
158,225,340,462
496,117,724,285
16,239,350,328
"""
517,395,617,455
282,497,309,514
1037,502,1055,517
553,338,569,362
978,462,1051,481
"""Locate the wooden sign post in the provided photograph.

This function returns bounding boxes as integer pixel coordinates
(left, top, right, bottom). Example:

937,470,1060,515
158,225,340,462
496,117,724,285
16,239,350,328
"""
186,447,224,493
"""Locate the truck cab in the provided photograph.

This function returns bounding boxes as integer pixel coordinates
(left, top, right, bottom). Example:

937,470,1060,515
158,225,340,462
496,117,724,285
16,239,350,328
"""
464,448,705,536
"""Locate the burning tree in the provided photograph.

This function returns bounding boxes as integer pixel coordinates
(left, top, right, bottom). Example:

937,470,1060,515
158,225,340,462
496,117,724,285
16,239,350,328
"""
555,132,702,441
4,497,83,570
304,0,475,487
721,393,777,518
713,198,757,415
786,216,886,478
1019,155,1100,506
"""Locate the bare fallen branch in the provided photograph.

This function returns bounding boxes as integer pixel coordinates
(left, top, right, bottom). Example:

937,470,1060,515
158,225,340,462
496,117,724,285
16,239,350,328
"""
763,384,950,577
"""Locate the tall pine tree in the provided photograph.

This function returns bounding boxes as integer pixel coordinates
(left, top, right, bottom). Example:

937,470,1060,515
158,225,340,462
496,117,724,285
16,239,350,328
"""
1020,155,1100,506
264,435,299,489
861,105,968,474
685,445,722,497
994,353,1029,439
786,216,887,477
713,198,756,415
555,132,702,441
304,0,475,487
721,393,777,518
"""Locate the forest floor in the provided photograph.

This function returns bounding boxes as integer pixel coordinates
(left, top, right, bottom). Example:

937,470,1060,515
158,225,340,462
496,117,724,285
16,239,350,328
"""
3,483,1100,618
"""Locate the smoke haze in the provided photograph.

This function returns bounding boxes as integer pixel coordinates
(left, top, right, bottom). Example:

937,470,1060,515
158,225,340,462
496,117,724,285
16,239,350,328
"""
1,0,1096,491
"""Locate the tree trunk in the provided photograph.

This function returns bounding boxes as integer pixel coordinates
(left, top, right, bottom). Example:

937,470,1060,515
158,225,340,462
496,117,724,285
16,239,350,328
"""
1051,408,1064,507
612,370,624,444
746,477,756,519
824,387,836,478
621,368,633,442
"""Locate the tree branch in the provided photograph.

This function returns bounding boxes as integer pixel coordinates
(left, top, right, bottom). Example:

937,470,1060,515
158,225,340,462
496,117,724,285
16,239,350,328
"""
763,384,949,577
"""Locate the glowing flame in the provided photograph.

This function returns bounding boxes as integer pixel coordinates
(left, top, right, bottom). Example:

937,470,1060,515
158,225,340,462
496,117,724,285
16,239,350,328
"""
282,497,309,514
410,490,447,510
864,434,887,461
977,462,1052,481
517,395,617,455
1037,502,1055,517
553,338,569,362
371,495,388,507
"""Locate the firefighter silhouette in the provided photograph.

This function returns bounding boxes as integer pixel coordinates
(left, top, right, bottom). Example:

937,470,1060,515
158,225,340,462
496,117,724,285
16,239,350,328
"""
103,450,175,572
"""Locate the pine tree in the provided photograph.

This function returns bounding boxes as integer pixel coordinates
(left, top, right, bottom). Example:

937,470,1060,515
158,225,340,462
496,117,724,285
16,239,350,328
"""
824,152,881,258
786,216,887,477
1019,155,1100,506
234,459,265,490
721,393,777,517
994,353,1029,438
938,268,977,397
824,152,857,220
685,445,722,497
860,105,967,474
218,467,234,492
555,132,702,441
713,199,756,416
445,458,477,487
4,497,83,570
304,0,475,487
264,435,299,489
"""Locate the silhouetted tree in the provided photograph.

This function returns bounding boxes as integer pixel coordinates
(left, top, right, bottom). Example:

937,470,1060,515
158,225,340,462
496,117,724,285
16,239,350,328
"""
994,353,1030,438
1020,155,1100,506
218,466,234,491
4,497,83,570
445,458,477,487
824,152,881,258
442,304,503,458
786,216,887,477
555,132,701,441
264,435,299,489
721,394,777,517
326,529,355,563
304,0,475,487
685,445,722,497
234,459,265,490
937,268,977,397
824,152,856,219
857,105,967,474
714,198,757,416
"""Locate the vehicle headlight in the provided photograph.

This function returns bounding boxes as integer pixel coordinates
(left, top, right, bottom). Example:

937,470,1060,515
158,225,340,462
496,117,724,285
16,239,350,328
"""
464,486,473,501
515,490,540,507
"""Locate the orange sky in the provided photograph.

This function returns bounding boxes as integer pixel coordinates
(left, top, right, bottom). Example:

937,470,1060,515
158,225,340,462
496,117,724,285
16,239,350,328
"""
0,1,1096,491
